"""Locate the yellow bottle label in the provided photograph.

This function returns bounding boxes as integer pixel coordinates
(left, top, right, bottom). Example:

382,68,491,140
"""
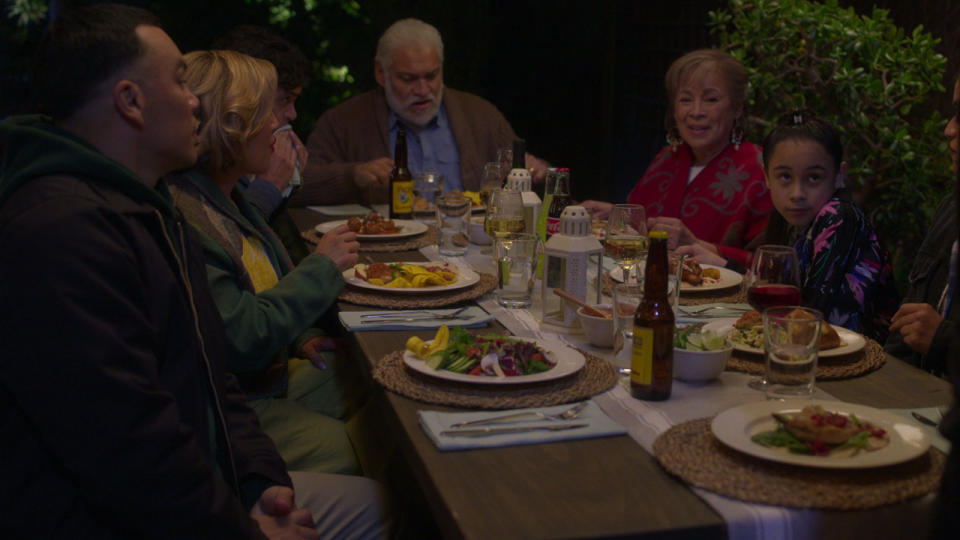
392,181,414,213
631,327,654,385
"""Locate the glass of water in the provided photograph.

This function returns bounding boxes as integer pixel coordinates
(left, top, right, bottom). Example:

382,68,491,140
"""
494,233,539,308
612,283,643,376
762,306,821,399
414,172,443,223
436,194,471,256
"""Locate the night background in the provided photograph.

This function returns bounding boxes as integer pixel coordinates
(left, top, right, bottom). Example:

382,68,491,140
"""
2,0,959,204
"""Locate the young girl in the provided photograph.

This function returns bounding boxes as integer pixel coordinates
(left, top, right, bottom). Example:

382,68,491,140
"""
682,111,899,340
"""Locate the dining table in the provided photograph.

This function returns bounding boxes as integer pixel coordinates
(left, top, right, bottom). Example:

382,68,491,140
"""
291,206,954,540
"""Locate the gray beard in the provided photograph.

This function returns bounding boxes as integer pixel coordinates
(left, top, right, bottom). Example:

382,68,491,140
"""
384,79,444,128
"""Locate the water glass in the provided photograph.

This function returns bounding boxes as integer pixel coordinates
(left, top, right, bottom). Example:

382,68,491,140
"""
414,172,443,222
494,233,539,308
668,253,686,317
612,283,644,376
763,306,821,399
436,195,471,256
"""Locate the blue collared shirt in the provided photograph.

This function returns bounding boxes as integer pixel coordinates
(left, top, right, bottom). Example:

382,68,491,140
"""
388,105,462,192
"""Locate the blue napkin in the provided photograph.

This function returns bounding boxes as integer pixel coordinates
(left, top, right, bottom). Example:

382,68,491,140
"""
339,306,493,331
886,407,951,454
307,204,370,216
418,400,627,451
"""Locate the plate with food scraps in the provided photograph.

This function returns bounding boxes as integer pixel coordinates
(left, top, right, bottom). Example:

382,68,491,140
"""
344,261,480,294
711,400,930,468
702,318,866,358
315,218,428,240
403,337,585,385
609,264,742,292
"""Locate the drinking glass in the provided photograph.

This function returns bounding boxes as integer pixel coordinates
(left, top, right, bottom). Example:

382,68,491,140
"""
763,306,821,399
479,162,504,208
436,194,471,256
605,204,648,284
494,233,540,308
496,147,514,179
612,283,644,377
744,245,802,389
413,172,443,223
484,189,525,240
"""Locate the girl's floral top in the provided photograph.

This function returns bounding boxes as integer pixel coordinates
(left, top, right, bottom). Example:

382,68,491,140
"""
794,189,899,341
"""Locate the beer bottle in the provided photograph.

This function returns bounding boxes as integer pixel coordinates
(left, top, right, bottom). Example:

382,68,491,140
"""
631,230,673,400
389,127,414,219
546,168,572,241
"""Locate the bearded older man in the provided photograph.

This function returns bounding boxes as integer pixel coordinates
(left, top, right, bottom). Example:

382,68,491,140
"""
293,18,548,206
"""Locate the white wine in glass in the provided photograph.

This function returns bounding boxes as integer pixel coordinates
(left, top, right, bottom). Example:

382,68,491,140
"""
484,189,525,240
605,204,648,283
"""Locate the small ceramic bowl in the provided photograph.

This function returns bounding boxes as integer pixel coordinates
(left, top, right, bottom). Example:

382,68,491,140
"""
672,346,732,382
469,216,492,245
576,305,615,348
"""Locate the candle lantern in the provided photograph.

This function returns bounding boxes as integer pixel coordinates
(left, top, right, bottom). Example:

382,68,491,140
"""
541,205,603,329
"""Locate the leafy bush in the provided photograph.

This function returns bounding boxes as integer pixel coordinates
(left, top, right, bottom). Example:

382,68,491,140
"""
709,0,952,285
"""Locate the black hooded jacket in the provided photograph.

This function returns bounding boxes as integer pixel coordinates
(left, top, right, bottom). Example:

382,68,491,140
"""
0,115,289,538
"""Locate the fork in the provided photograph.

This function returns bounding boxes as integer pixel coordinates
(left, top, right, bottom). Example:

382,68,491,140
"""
448,401,588,428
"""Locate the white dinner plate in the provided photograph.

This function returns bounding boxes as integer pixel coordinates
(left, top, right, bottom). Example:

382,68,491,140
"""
609,264,743,292
702,318,867,358
315,219,427,240
403,338,585,385
711,400,930,469
343,262,480,294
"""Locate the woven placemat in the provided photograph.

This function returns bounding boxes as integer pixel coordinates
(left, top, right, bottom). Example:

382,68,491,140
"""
372,350,619,409
339,273,497,308
653,417,944,510
302,226,438,252
725,338,886,380
601,272,745,304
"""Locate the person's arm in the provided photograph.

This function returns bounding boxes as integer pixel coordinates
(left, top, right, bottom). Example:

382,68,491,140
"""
0,207,266,539
200,236,345,373
294,109,376,206
241,176,285,219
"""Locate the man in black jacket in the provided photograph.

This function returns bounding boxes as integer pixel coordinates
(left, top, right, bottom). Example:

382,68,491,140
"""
0,4,387,538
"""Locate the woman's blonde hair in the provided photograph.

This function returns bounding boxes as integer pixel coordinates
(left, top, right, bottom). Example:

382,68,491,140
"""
663,49,749,139
184,49,277,172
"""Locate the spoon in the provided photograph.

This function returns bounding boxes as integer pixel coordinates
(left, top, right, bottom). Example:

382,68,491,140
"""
553,289,612,319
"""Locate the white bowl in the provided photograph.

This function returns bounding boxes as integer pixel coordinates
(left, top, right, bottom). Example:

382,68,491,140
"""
576,305,615,348
469,216,492,245
672,346,732,382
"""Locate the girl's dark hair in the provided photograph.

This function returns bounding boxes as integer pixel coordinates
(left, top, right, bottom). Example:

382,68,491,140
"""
761,111,845,245
761,110,844,172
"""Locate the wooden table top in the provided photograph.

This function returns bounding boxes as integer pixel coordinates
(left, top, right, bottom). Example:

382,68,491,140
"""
294,207,953,539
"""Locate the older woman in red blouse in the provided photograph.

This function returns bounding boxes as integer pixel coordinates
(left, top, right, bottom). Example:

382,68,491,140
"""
583,49,772,266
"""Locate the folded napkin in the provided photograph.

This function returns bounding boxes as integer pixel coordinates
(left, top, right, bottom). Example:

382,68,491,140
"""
306,204,370,216
677,302,751,324
418,400,627,451
887,407,951,454
339,306,493,331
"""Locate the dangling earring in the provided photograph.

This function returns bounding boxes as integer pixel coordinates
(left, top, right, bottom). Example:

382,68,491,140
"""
666,127,682,152
730,121,744,152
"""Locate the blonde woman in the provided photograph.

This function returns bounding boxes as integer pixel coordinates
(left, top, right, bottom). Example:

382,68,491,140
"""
166,50,363,475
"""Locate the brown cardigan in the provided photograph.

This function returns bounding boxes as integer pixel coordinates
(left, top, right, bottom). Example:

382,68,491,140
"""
294,87,518,206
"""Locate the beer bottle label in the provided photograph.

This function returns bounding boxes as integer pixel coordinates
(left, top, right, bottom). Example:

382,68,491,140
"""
630,327,654,384
392,181,414,213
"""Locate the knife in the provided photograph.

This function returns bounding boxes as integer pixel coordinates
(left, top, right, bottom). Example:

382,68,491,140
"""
440,423,588,437
911,412,939,427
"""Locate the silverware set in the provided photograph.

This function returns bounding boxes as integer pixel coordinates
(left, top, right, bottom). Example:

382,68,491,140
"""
441,402,589,437
360,306,470,323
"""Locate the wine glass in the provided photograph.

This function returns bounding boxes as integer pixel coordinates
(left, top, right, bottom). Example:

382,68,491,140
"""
605,204,648,284
743,244,802,389
483,189,524,255
496,147,514,179
479,162,504,208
